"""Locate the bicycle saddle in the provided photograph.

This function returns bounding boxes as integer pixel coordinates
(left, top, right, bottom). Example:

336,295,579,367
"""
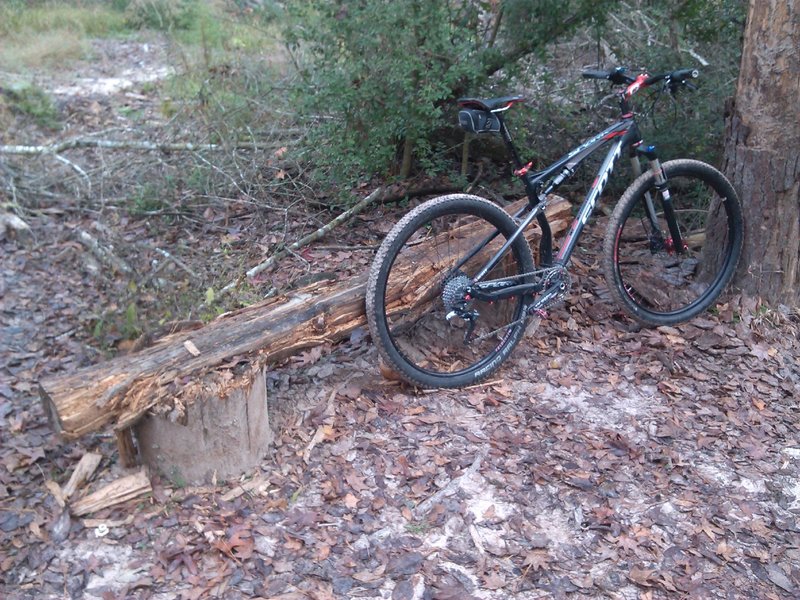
457,95,526,112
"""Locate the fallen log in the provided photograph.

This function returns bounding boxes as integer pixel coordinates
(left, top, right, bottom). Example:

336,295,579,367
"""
39,196,572,442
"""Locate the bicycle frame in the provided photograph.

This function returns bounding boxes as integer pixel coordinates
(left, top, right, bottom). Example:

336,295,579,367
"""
459,113,668,303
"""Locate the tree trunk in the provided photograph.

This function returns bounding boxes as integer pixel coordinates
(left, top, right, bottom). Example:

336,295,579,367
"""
38,197,572,440
724,0,800,303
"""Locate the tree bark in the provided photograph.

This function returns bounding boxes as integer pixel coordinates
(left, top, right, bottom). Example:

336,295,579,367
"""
135,366,272,485
724,0,800,303
39,197,572,440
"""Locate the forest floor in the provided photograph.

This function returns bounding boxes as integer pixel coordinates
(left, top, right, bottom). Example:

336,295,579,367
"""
2,36,800,600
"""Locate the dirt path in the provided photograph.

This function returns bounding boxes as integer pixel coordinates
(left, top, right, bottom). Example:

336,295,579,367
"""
2,39,800,600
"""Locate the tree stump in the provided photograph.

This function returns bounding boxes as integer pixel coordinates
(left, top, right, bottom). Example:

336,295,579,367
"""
134,366,272,485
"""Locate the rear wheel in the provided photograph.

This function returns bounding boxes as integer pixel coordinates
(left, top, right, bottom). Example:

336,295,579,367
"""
366,194,535,388
604,159,743,326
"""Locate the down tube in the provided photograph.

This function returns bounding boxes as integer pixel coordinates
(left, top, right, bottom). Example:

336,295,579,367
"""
555,139,624,264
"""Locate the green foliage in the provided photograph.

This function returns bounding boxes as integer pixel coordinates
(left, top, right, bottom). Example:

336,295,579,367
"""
285,0,618,184
123,302,142,339
131,182,168,214
598,0,746,165
123,0,199,32
0,1,129,38
2,84,60,128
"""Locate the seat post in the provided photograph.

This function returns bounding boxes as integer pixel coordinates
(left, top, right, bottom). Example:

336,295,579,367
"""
497,114,525,171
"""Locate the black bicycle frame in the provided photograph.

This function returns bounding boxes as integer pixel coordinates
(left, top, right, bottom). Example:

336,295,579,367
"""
463,114,646,303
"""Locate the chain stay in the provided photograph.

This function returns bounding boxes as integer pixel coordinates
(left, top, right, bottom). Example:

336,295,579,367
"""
465,266,571,344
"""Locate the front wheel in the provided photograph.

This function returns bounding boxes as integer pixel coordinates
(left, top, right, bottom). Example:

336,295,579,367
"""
366,194,535,388
603,159,744,326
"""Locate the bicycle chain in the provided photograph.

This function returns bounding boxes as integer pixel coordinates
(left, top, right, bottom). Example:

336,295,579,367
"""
466,267,571,344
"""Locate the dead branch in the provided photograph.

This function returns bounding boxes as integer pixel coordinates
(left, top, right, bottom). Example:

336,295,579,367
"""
226,186,387,291
75,229,133,276
0,211,32,242
0,138,290,156
61,453,103,500
219,181,463,297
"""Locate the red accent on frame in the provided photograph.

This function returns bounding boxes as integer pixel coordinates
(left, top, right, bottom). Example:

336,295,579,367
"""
514,162,534,176
603,130,627,140
624,73,649,99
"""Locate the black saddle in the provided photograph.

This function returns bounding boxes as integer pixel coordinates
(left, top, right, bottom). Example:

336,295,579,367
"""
457,95,526,112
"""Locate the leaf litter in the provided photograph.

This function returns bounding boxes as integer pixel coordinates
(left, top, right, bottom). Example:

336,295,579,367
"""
1,68,799,599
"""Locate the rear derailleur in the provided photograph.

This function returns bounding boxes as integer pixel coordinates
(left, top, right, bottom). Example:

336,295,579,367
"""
442,272,479,344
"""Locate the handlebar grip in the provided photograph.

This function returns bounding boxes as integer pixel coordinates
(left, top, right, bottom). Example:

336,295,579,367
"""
582,67,635,85
644,68,700,87
672,68,700,81
582,69,612,80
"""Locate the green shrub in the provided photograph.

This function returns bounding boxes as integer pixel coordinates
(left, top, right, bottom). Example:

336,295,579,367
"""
593,0,746,166
2,84,60,129
124,0,199,31
285,0,617,185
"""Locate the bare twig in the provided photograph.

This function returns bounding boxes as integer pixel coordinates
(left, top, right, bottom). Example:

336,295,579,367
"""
414,445,489,519
53,154,92,196
75,229,133,276
219,186,387,295
154,247,199,279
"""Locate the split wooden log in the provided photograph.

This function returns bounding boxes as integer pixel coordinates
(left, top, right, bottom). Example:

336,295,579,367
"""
70,470,152,517
38,196,572,441
61,452,103,499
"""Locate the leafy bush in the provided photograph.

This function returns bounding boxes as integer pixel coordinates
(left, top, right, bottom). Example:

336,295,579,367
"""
594,0,746,165
285,0,617,184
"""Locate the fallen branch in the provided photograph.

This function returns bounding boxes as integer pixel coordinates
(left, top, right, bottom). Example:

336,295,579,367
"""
154,247,199,279
0,138,285,155
219,181,463,297
221,186,387,294
75,229,133,276
0,211,32,242
61,453,103,500
414,445,489,519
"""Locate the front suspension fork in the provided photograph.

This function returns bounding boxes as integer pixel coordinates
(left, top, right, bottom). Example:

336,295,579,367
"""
631,146,686,254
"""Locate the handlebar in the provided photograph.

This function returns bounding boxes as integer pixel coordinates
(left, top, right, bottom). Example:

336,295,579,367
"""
644,68,699,87
582,67,700,96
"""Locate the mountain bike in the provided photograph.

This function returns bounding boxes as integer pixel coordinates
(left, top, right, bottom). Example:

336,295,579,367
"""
365,67,744,389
